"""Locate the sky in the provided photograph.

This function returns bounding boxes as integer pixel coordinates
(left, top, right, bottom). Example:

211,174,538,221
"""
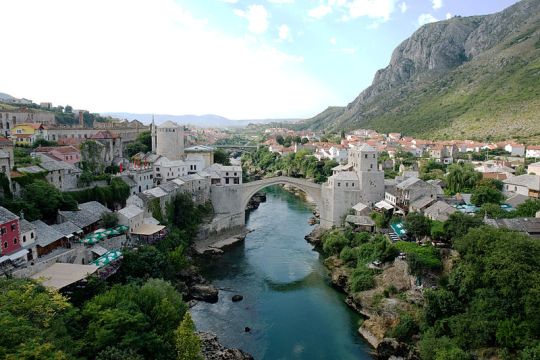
0,0,520,120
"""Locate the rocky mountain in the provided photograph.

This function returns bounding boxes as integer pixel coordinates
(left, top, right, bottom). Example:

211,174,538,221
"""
103,112,299,128
296,0,540,140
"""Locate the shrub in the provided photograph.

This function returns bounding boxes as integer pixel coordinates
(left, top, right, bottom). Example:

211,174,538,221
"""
349,265,376,292
322,230,349,255
388,313,419,342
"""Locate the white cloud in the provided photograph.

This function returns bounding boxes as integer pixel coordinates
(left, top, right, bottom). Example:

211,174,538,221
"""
278,24,292,41
418,13,438,26
330,37,337,45
218,0,238,3
346,0,396,22
399,2,407,13
0,0,337,119
446,12,452,19
308,4,333,19
268,0,294,3
432,0,442,10
235,4,269,34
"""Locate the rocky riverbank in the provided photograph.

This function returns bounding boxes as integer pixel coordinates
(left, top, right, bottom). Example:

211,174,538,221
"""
198,332,254,360
305,226,422,360
245,192,266,211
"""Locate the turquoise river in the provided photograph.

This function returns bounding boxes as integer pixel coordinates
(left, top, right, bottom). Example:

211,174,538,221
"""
191,186,373,359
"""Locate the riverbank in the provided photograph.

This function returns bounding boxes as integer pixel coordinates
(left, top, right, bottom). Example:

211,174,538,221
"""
305,226,421,360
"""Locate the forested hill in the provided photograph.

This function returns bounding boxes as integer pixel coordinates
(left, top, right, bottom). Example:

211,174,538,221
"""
295,0,540,140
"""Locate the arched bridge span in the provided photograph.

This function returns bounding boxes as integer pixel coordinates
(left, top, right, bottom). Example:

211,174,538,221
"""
241,176,322,211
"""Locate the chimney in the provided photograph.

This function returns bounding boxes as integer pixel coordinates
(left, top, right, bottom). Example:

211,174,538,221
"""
79,111,84,127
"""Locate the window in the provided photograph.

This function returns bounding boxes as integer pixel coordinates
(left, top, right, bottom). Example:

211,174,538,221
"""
364,154,367,158
352,183,354,187
11,223,16,231
23,235,26,242
338,182,341,187
1,227,5,235
13,238,17,244
370,164,373,169
346,182,348,187
3,241,7,249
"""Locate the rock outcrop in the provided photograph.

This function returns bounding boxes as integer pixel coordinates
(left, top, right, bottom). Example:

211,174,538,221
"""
198,332,254,360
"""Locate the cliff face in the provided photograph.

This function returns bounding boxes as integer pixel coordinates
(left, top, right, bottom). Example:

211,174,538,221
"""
298,0,540,139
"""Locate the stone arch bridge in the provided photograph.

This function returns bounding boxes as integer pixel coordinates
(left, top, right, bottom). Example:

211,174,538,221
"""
240,176,323,211
210,176,325,231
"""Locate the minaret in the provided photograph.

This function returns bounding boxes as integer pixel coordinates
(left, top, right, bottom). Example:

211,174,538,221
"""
151,115,157,154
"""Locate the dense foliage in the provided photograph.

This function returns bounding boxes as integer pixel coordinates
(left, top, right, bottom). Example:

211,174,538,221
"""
242,146,337,183
126,131,151,158
322,229,399,293
0,192,212,360
69,177,131,209
1,179,78,222
394,241,442,275
419,227,540,359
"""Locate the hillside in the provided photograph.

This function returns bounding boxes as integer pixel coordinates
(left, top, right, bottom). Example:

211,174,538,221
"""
296,0,540,140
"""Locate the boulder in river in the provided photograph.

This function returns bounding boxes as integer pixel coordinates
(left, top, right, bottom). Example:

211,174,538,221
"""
190,284,219,303
232,294,244,302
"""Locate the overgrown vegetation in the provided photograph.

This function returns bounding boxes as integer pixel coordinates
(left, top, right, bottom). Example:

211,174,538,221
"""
0,191,211,360
242,146,337,183
418,227,540,359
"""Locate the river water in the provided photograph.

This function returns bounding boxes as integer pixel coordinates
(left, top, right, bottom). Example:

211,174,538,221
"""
191,186,373,359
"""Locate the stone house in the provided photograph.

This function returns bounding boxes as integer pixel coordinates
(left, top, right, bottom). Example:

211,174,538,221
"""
503,174,540,198
33,145,81,165
118,205,144,233
385,177,438,213
423,201,457,222
526,146,540,159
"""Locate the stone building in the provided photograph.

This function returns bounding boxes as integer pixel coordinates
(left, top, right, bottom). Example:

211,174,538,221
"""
151,120,184,160
320,144,385,227
0,110,56,136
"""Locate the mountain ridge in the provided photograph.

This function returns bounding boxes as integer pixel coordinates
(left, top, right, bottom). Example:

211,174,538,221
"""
296,0,540,140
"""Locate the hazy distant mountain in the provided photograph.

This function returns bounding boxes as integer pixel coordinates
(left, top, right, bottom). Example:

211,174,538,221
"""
295,0,540,140
0,92,16,102
103,112,300,128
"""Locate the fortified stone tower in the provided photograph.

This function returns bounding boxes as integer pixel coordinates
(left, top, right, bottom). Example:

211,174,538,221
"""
352,144,385,206
152,120,185,160
319,143,385,228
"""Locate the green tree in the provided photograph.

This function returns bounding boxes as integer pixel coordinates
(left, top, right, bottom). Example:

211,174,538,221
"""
0,278,75,359
100,212,119,228
213,148,231,165
175,312,203,360
515,199,540,217
82,279,187,359
470,185,504,206
443,212,483,240
22,180,77,222
403,212,431,240
446,163,481,194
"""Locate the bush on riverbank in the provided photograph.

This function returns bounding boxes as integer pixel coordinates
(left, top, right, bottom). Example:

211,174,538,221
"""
394,241,442,276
